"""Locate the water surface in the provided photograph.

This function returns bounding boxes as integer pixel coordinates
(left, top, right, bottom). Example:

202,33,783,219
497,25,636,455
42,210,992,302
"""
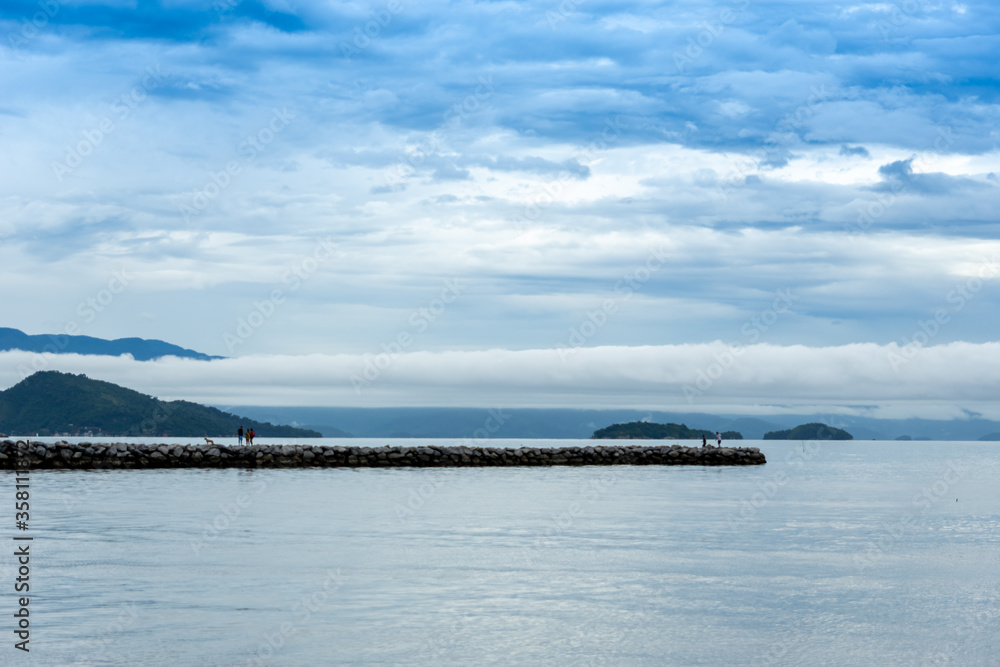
5,440,999,665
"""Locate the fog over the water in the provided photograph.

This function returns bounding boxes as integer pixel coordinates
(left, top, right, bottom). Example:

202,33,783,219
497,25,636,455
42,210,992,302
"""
3,342,999,420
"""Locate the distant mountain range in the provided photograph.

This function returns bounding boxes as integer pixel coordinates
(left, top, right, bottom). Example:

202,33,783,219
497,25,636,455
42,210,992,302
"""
0,371,318,438
0,327,221,361
223,406,1000,442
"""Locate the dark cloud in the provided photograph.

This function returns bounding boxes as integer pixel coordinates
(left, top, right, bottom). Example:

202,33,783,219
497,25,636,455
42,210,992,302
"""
3,0,308,46
370,183,407,194
431,163,471,181
449,155,591,179
839,145,871,158
874,158,987,195
16,215,135,262
878,158,916,181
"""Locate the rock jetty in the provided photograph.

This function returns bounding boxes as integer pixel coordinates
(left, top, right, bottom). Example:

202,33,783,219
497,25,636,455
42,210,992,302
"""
0,440,765,470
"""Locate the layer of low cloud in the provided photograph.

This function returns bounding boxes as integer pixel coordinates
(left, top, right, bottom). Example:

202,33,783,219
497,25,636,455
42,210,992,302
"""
2,341,998,420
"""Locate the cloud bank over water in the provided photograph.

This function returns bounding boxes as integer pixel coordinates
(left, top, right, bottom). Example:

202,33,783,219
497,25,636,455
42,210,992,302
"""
3,341,998,420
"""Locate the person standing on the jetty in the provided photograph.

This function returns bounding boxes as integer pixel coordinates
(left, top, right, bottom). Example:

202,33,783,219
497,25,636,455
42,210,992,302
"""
702,435,707,448
247,428,255,445
238,425,244,445
716,431,722,447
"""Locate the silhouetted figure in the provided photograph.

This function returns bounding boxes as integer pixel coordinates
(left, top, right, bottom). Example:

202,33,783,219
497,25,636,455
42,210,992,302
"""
238,425,244,445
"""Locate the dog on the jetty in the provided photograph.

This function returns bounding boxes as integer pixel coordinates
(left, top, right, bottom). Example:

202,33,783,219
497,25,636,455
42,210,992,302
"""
204,438,216,445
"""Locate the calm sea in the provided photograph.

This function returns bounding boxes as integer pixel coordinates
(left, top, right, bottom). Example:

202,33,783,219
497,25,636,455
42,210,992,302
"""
3,439,998,666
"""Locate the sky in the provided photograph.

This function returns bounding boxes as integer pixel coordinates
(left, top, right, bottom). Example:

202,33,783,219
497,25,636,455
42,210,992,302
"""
1,0,999,418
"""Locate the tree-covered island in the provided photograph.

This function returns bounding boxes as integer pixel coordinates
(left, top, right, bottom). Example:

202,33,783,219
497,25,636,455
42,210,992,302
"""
762,423,853,440
592,421,742,440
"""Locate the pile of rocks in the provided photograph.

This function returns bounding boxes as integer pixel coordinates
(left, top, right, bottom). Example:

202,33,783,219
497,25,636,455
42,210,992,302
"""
0,440,766,469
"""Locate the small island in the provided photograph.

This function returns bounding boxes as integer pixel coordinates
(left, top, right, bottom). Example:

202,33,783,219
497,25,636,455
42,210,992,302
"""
762,423,853,440
592,421,742,440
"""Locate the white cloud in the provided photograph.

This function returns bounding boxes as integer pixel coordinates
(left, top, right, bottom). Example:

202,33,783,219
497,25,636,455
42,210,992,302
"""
2,341,998,420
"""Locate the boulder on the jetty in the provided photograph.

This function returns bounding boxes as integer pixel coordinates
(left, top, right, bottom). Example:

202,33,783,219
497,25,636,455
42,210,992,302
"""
0,440,765,469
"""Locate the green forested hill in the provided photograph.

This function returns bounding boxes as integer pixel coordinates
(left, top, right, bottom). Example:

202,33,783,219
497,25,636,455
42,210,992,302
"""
763,423,853,440
592,421,742,440
0,371,320,438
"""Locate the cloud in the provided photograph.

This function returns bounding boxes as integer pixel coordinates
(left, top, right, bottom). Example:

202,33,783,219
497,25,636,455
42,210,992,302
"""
431,163,471,181
878,159,916,180
839,145,870,158
2,341,999,420
873,157,988,195
470,155,590,179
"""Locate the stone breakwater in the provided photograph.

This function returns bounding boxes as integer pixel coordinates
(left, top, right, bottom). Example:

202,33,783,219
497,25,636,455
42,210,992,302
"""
0,440,765,469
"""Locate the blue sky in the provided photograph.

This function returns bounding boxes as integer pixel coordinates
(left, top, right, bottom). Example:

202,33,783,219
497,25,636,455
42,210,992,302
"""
1,0,999,417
